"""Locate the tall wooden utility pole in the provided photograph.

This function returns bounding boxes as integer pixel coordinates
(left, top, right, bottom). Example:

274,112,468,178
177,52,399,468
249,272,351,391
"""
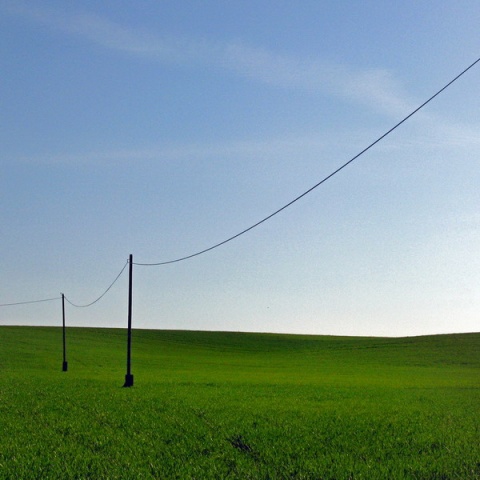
61,293,68,372
124,254,134,387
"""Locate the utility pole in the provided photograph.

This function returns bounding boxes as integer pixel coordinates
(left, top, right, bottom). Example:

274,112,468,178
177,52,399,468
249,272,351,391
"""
61,293,68,372
124,254,134,387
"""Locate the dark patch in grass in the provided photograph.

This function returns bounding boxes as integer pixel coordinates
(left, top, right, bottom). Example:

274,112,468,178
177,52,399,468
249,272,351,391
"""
228,434,254,454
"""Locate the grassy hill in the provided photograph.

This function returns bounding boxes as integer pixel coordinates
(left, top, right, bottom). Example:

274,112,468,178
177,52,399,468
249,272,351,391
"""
1,327,479,478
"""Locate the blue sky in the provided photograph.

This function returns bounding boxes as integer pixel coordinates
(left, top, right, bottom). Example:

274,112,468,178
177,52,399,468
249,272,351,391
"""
1,0,479,336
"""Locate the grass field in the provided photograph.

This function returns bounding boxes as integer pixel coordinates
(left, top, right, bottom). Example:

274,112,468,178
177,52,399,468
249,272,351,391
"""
0,326,479,479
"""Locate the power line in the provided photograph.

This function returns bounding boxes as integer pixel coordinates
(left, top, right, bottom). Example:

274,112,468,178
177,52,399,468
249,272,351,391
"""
1,260,129,309
64,259,129,308
134,55,480,267
0,296,61,307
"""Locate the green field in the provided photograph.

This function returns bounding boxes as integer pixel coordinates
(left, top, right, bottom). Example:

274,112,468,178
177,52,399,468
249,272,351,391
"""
0,326,479,479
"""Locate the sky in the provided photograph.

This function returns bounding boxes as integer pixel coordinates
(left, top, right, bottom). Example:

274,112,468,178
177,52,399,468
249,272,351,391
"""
1,0,479,337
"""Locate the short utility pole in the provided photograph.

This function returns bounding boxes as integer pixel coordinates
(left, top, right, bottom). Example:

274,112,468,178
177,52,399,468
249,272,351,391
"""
61,293,68,372
123,254,134,387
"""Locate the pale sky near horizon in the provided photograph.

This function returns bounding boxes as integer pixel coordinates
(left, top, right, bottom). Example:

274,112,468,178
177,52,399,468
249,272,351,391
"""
1,1,479,337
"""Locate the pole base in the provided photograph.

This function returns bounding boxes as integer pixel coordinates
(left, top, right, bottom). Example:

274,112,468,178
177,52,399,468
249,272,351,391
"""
62,361,68,372
123,374,134,387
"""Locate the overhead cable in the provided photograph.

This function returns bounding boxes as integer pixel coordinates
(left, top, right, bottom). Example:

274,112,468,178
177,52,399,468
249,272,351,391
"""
134,55,480,267
64,259,129,308
0,296,61,307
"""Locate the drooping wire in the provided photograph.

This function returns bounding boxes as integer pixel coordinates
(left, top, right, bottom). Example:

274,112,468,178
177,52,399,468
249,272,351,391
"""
0,260,129,309
64,259,129,308
134,55,480,267
0,296,61,307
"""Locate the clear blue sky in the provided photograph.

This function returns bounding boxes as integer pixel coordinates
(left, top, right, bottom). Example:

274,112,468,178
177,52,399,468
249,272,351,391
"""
1,0,479,336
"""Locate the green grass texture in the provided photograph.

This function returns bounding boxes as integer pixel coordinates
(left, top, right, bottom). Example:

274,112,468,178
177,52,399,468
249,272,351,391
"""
1,326,479,479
